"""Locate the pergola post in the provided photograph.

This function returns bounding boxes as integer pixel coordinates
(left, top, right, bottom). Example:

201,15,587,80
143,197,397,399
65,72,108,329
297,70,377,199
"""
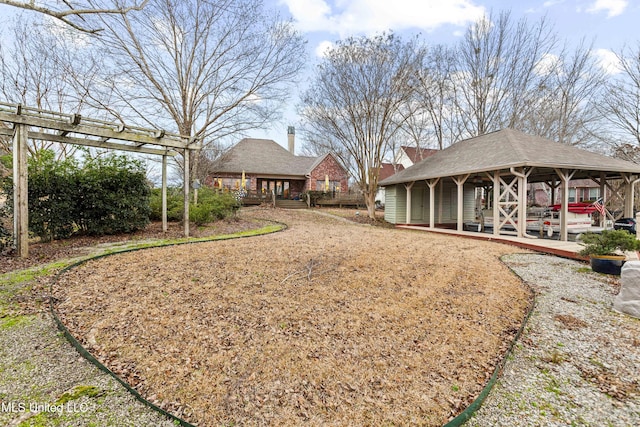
183,148,190,237
162,154,168,233
426,178,440,229
12,124,28,258
404,181,414,224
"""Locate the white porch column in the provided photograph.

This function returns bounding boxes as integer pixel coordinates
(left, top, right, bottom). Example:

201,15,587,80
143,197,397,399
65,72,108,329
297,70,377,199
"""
405,181,414,224
511,167,532,238
493,171,500,236
452,174,470,232
555,168,576,242
427,178,440,229
599,172,606,227
13,123,29,257
622,173,638,218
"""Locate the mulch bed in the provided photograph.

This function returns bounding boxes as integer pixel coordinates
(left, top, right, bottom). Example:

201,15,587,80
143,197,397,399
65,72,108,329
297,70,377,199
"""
0,217,261,275
52,209,532,426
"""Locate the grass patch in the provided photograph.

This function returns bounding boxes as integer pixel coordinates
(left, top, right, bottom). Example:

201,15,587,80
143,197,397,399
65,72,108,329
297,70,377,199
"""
56,385,104,405
0,315,34,330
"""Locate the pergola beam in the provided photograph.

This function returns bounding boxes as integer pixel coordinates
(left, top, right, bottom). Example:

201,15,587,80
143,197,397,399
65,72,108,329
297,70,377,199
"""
0,111,196,150
0,128,178,156
0,101,197,257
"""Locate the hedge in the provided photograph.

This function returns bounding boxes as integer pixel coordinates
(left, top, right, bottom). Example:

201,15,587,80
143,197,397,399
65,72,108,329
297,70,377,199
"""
149,186,240,225
1,151,150,241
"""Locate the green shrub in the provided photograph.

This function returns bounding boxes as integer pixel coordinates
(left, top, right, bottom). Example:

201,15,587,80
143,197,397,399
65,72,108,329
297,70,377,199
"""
578,229,640,256
149,187,184,221
189,188,240,225
189,203,215,225
1,151,150,241
0,155,11,249
75,155,150,235
150,186,240,225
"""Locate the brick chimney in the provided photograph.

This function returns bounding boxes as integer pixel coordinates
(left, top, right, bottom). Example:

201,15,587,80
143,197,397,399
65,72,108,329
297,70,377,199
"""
287,126,295,154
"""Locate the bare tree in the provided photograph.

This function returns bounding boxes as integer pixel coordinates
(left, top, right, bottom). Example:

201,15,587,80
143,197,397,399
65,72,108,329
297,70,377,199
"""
453,11,557,137
522,39,605,147
85,0,306,182
414,44,461,149
599,43,640,149
300,32,426,218
0,16,94,158
0,0,149,33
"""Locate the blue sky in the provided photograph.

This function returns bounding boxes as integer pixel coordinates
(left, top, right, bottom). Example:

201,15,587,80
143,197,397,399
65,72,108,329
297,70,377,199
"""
262,0,640,146
271,0,638,55
1,1,638,148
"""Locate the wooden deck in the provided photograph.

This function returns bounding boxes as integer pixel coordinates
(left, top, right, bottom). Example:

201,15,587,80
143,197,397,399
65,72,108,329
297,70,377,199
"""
397,225,589,261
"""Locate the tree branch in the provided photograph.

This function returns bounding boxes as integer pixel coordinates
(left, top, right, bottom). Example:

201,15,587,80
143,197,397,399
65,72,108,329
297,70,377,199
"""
0,0,149,33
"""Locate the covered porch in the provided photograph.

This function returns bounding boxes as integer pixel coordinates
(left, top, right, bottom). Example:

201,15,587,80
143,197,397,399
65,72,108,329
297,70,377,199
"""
380,129,640,242
397,224,587,260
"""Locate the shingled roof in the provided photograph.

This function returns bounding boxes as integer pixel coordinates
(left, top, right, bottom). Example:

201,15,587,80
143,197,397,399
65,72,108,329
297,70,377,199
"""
380,129,640,186
215,138,321,177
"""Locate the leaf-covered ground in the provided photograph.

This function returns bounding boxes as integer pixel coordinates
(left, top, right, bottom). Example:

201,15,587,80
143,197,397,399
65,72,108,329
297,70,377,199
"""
53,208,532,426
0,218,262,275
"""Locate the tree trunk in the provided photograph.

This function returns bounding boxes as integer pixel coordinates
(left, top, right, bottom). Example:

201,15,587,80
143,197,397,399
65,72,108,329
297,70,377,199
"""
365,190,376,219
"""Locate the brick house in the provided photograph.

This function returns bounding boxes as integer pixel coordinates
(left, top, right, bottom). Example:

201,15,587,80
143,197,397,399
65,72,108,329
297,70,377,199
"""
209,129,349,200
530,179,603,206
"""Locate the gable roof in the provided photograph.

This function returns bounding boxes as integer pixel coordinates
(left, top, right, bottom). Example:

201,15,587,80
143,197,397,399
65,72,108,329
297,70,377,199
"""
400,146,438,164
215,138,319,176
380,129,640,186
379,163,403,181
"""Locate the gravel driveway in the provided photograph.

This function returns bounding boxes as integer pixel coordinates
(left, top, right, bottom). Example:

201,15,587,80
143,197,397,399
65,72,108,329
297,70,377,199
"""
468,253,640,427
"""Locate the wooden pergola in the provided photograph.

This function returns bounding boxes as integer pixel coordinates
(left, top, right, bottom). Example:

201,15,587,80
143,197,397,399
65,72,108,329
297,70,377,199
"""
0,102,201,257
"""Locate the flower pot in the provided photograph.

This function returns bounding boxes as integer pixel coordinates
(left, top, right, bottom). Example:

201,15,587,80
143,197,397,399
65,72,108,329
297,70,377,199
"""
590,255,626,275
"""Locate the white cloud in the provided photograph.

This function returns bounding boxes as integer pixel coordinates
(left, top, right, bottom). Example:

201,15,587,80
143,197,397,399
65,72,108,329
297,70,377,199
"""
543,0,565,7
280,0,486,38
593,48,621,75
535,53,561,75
280,0,333,32
586,0,628,17
315,40,335,57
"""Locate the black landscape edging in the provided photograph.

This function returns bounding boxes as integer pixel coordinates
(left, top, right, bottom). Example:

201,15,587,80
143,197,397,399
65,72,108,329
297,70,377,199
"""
442,253,537,427
49,225,533,427
49,220,287,427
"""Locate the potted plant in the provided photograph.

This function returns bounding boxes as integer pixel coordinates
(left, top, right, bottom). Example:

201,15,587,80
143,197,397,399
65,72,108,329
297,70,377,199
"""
578,229,640,275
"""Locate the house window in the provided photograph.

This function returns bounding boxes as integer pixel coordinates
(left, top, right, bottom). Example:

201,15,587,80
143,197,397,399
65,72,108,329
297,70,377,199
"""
568,188,576,203
588,188,600,201
316,180,340,192
213,177,249,190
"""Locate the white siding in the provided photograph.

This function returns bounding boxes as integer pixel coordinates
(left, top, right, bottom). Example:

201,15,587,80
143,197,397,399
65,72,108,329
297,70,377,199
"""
384,186,396,223
385,181,475,224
